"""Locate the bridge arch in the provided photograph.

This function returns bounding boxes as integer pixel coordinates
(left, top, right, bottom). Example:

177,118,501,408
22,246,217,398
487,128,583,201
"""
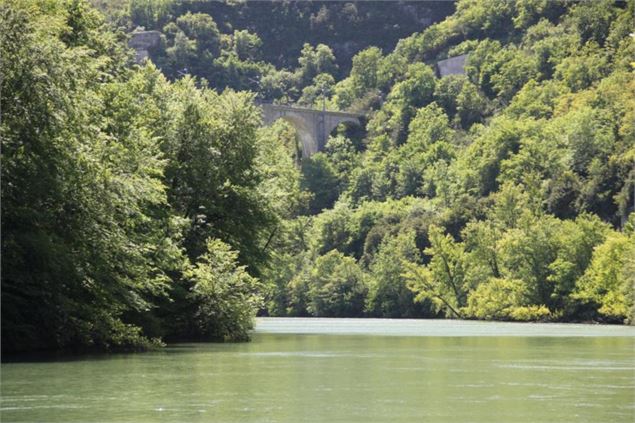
261,104,363,158
270,113,317,159
326,118,367,148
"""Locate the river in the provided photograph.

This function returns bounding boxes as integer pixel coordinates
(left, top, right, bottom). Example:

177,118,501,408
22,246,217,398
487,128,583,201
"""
2,318,634,422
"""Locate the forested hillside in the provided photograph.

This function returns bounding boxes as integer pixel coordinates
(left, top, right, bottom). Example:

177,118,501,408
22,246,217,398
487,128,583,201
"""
1,0,633,354
266,0,635,323
137,1,454,69
91,0,453,101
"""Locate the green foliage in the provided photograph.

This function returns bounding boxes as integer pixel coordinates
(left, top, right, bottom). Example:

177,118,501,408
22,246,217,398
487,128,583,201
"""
129,0,173,29
554,44,609,92
407,104,453,149
301,153,340,214
296,43,338,85
404,225,469,318
322,135,361,191
175,12,220,55
434,75,487,128
573,222,635,323
305,251,368,317
505,79,565,119
299,73,335,107
564,0,617,46
366,232,428,318
261,217,311,316
5,0,635,354
230,30,262,61
256,121,308,219
464,278,551,321
276,0,634,324
547,215,612,310
457,193,614,320
464,40,542,102
184,239,263,341
163,81,274,266
1,0,282,352
1,0,173,351
113,1,456,105
350,47,383,92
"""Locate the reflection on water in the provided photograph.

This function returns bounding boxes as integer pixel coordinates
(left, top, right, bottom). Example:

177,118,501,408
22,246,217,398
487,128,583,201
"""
2,318,634,423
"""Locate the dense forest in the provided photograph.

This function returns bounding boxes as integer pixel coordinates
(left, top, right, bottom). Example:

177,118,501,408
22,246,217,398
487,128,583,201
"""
93,0,454,101
1,0,634,353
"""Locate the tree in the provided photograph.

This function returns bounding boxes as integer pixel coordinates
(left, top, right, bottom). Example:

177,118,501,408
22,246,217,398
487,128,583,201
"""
366,63,437,145
573,222,635,323
547,214,611,313
456,116,538,196
434,75,487,128
555,45,609,92
406,103,453,148
163,81,274,268
489,47,540,103
434,75,466,117
183,239,263,341
1,1,174,352
256,121,308,219
129,0,173,29
299,73,335,107
404,225,468,318
464,278,550,321
306,251,368,317
164,30,197,76
175,12,221,55
301,153,340,214
350,47,383,96
296,43,338,85
231,29,262,61
366,232,427,318
564,0,617,46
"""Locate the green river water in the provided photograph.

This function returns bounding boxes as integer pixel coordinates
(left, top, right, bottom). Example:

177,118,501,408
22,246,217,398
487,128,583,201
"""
2,318,634,423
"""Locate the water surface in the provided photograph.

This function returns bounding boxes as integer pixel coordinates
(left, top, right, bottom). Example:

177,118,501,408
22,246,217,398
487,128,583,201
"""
2,318,634,422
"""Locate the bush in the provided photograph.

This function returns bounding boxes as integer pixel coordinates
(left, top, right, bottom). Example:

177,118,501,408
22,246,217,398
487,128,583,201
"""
306,251,368,317
185,239,263,341
464,278,551,321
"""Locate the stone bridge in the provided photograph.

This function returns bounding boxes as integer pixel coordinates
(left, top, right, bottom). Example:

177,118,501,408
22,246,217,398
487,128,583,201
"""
261,104,363,158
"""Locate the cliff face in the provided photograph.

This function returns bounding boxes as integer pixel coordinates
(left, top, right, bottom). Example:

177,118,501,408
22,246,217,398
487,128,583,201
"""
436,54,468,77
128,30,161,63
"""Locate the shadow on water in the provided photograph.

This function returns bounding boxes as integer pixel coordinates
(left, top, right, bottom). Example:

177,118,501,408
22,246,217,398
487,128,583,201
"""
1,349,125,364
2,340,253,364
